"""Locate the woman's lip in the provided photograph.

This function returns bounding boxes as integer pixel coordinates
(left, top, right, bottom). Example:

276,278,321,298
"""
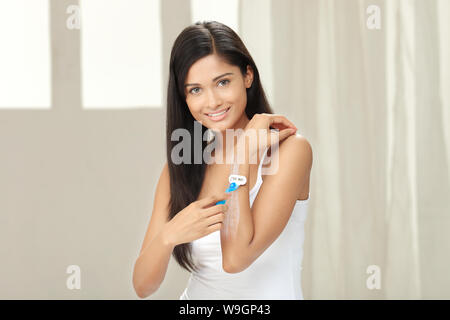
205,107,229,116
206,107,231,121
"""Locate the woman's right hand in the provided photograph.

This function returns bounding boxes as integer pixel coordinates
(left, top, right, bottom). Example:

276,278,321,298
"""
164,193,231,246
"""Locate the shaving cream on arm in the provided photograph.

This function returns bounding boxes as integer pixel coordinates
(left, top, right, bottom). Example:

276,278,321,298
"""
216,161,246,239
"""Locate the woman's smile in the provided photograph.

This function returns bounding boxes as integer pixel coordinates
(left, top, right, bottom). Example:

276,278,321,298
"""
205,106,231,121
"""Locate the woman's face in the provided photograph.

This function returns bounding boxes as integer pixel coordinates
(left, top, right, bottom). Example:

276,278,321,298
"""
184,54,253,133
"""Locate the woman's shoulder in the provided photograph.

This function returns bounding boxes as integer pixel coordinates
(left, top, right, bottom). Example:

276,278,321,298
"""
260,133,312,199
265,133,312,160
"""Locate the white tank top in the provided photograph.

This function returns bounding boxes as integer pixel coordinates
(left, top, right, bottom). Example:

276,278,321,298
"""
179,146,310,300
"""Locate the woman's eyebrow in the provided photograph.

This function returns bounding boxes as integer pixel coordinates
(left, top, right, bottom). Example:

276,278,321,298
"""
184,72,233,88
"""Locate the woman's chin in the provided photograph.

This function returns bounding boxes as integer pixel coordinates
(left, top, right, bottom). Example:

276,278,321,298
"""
209,123,230,133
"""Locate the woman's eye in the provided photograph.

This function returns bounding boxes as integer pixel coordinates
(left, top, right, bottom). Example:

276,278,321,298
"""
218,79,230,87
189,87,201,94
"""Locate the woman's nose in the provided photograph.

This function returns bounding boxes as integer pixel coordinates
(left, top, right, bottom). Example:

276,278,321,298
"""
205,88,222,109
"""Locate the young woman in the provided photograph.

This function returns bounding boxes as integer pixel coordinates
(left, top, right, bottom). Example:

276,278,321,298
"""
132,21,312,300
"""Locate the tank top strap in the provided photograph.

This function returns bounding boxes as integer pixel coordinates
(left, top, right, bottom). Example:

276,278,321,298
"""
256,146,270,180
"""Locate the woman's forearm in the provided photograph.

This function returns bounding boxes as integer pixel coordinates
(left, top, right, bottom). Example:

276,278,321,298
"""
132,225,174,298
219,140,255,272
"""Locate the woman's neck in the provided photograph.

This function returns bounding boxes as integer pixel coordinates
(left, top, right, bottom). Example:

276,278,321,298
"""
209,112,250,164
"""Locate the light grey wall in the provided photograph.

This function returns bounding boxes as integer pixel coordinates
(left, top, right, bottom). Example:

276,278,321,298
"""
0,0,191,299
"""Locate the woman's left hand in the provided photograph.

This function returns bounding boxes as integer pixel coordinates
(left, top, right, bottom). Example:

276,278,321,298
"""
234,113,297,162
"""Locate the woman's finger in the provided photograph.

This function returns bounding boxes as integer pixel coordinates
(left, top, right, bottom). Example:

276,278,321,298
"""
277,130,291,143
269,122,289,131
204,211,226,226
202,203,228,217
272,128,296,143
268,115,297,130
196,193,230,209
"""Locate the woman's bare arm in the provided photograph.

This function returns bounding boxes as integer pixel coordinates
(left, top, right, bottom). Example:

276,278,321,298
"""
133,224,174,298
132,162,174,298
220,135,312,273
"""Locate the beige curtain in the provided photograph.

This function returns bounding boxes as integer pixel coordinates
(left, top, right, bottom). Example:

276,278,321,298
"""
244,0,450,299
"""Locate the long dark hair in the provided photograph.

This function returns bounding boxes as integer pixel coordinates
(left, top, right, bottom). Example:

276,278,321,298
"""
166,21,274,273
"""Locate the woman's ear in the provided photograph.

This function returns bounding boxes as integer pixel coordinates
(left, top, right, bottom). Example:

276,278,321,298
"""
245,65,254,88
